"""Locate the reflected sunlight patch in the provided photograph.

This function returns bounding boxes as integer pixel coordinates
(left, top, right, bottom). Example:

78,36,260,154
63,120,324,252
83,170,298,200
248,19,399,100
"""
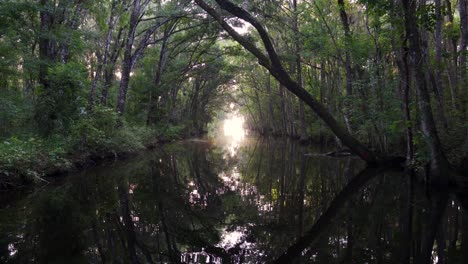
222,115,246,157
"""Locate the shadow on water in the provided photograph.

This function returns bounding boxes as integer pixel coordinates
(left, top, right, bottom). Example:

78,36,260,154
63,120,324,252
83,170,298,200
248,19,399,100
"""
0,137,467,263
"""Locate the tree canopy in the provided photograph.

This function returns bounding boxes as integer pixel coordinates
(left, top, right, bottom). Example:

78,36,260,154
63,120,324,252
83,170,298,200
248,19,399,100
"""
0,0,467,185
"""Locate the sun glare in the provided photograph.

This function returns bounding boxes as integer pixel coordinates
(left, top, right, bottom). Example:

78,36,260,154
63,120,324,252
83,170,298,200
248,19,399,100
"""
222,115,245,157
223,116,245,141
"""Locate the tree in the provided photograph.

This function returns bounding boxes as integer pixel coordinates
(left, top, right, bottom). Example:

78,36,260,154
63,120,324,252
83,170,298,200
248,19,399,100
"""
194,0,379,164
116,0,162,117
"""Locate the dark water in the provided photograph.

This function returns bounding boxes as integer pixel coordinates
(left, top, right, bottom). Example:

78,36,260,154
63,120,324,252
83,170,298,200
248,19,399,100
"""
0,137,467,263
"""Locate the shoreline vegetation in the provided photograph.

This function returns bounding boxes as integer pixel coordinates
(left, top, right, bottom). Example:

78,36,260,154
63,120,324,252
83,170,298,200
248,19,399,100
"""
0,126,335,190
2,123,467,190
0,106,187,190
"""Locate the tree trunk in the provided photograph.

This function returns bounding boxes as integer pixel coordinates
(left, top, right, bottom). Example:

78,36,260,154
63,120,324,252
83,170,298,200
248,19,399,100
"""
118,177,139,263
445,0,459,110
38,0,53,90
266,73,275,135
56,2,83,63
397,46,414,161
459,0,468,115
292,0,308,143
436,223,447,264
279,83,287,136
286,92,296,137
190,78,203,135
433,0,449,131
253,88,265,134
147,31,170,125
116,0,141,116
101,27,124,105
402,0,451,182
297,148,306,237
89,50,102,111
418,193,448,264
338,0,354,134
196,0,379,164
273,167,383,263
89,0,118,110
462,212,468,264
399,173,414,263
116,52,132,116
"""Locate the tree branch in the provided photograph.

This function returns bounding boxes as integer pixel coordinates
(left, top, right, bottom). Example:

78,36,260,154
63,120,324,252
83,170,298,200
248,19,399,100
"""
194,0,379,164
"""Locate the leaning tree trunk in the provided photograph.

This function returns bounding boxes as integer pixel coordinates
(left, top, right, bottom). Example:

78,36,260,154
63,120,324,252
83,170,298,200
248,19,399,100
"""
195,0,379,165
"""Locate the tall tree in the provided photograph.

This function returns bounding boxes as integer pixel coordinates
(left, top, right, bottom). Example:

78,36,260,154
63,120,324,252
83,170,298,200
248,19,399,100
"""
401,0,451,182
291,0,308,143
116,0,176,117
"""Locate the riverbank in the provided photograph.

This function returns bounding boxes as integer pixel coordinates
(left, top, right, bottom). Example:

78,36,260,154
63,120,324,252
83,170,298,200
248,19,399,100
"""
0,122,186,190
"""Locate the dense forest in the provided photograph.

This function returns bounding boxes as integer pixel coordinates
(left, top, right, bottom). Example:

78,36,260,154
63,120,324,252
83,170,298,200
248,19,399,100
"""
1,0,468,263
0,0,467,186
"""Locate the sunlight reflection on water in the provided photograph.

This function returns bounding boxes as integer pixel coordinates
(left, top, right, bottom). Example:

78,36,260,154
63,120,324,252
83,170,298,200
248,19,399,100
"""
222,115,245,157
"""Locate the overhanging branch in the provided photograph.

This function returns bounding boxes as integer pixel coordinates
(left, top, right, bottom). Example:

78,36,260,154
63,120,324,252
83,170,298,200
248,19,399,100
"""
194,0,379,164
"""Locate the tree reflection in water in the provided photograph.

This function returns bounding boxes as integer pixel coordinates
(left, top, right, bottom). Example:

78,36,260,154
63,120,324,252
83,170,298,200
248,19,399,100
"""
0,137,467,263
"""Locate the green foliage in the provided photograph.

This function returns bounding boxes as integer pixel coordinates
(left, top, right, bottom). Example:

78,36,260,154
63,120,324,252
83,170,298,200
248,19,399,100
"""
155,125,186,142
417,3,437,31
443,21,461,40
35,62,88,135
0,90,34,138
1,0,467,190
0,105,156,186
0,136,70,184
69,106,151,154
413,131,431,165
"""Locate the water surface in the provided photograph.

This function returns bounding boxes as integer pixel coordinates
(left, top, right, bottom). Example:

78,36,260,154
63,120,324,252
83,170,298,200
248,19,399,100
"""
0,137,466,263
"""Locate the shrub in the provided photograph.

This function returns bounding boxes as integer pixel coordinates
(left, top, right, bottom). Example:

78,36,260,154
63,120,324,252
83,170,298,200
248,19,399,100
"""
0,137,70,185
0,106,157,188
156,125,186,141
35,62,88,135
69,106,153,155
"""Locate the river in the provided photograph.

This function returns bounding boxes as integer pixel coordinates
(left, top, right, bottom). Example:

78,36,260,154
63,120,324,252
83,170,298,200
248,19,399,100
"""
0,136,465,263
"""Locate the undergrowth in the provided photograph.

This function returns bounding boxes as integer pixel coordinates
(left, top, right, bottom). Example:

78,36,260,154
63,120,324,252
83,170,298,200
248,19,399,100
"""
0,106,166,188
